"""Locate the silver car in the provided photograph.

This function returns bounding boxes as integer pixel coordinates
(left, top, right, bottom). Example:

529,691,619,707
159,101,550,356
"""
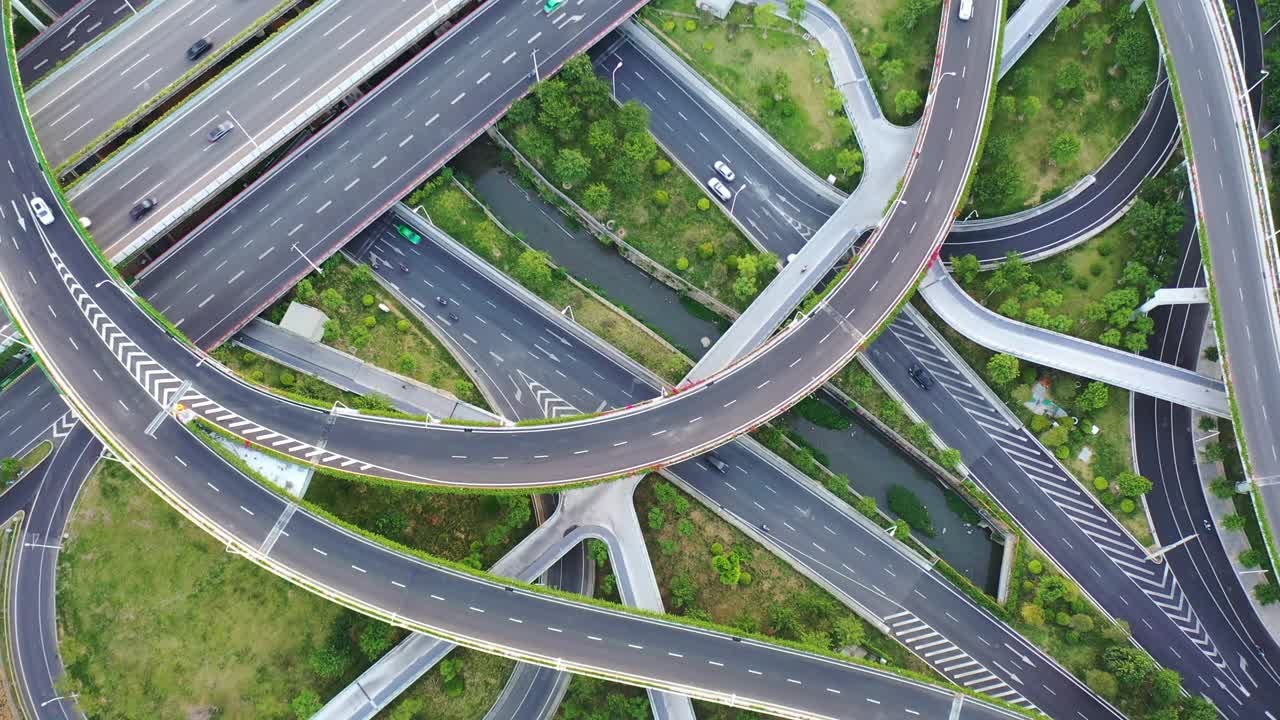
714,160,735,182
707,177,732,202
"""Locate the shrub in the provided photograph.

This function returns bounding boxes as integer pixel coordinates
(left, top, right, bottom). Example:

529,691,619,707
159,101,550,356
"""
1256,582,1280,605
697,197,711,211
396,319,410,332
1222,514,1246,531
887,485,935,537
1119,499,1136,514
1020,603,1045,626
397,354,417,375
1239,549,1265,568
1210,476,1237,499
279,372,296,388
697,241,715,258
653,158,672,176
1093,477,1109,492
363,316,377,328
684,19,697,31
664,19,676,32
1198,416,1217,432
676,256,690,271
361,294,375,307
937,448,962,472
1027,559,1044,575
1203,345,1219,362
653,190,671,207
702,40,714,53
710,542,724,555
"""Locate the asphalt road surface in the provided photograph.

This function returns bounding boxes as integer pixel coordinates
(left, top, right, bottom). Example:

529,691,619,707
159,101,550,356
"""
17,0,156,85
1152,0,1280,564
25,0,291,167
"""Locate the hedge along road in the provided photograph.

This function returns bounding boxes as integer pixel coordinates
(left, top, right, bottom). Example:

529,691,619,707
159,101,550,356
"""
0,2,1038,717
109,0,1000,492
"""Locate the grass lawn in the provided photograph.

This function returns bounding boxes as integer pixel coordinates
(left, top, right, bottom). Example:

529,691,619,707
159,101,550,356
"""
644,0,863,190
499,57,768,309
972,2,1159,215
376,649,516,720
265,256,487,409
306,474,536,569
635,476,936,677
408,174,690,383
824,0,941,124
57,462,351,719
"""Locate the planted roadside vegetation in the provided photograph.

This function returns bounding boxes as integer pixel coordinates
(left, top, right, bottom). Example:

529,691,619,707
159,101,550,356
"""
635,477,935,675
955,169,1187,355
643,0,865,190
57,457,529,717
1203,420,1280,605
406,170,692,383
970,0,1159,216
500,55,776,309
824,0,941,124
260,255,486,408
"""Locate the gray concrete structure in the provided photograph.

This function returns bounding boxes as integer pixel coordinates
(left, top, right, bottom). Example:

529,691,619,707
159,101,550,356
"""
234,318,502,422
918,263,1230,416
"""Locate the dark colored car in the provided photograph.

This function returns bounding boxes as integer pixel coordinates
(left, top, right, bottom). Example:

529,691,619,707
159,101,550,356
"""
704,452,729,474
207,120,235,143
186,37,212,61
907,362,934,391
447,312,460,323
129,197,157,221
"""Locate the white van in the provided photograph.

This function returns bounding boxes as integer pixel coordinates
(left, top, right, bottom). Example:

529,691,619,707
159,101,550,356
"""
958,0,973,20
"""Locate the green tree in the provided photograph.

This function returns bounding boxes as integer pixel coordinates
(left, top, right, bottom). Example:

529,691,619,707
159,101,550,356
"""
291,689,323,719
880,58,906,82
998,298,1021,318
0,458,20,485
319,287,346,313
1115,471,1152,497
986,353,1020,386
294,278,317,303
1202,441,1227,463
358,621,395,660
587,118,616,157
1021,603,1046,626
733,273,759,301
1222,513,1246,531
388,698,425,720
439,657,466,698
1085,669,1119,699
616,100,650,135
307,645,350,680
621,131,658,166
670,574,698,609
894,88,923,117
653,158,672,177
951,254,982,285
868,42,888,61
938,447,962,471
513,249,553,292
835,148,864,177
998,94,1017,118
1099,328,1122,347
1019,95,1042,122
1049,132,1082,166
1150,669,1183,709
552,148,591,188
1103,646,1155,689
831,616,865,647
1040,288,1064,308
534,79,581,137
787,0,806,20
753,2,779,36
1256,582,1280,605
1055,61,1087,96
1078,381,1109,412
582,183,612,213
1210,476,1237,498
1239,549,1265,568
824,88,845,115
711,552,742,585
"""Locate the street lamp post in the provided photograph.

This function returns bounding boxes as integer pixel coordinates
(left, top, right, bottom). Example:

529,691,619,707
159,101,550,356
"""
226,110,259,151
1246,68,1270,96
730,179,751,214
292,243,323,275
532,50,540,83
612,60,623,97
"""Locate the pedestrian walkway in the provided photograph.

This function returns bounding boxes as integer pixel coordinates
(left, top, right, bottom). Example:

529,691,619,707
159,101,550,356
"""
234,318,501,423
918,263,1231,417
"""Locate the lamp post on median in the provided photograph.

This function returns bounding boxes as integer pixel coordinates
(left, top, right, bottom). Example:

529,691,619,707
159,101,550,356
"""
292,243,323,275
611,60,623,97
730,178,751,215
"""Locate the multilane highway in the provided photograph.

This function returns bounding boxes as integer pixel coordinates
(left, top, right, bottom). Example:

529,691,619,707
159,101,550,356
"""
0,0,1030,715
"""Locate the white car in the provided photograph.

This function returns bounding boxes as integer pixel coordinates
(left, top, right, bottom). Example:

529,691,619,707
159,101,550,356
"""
714,160,735,183
958,0,973,20
706,177,732,202
29,196,54,226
